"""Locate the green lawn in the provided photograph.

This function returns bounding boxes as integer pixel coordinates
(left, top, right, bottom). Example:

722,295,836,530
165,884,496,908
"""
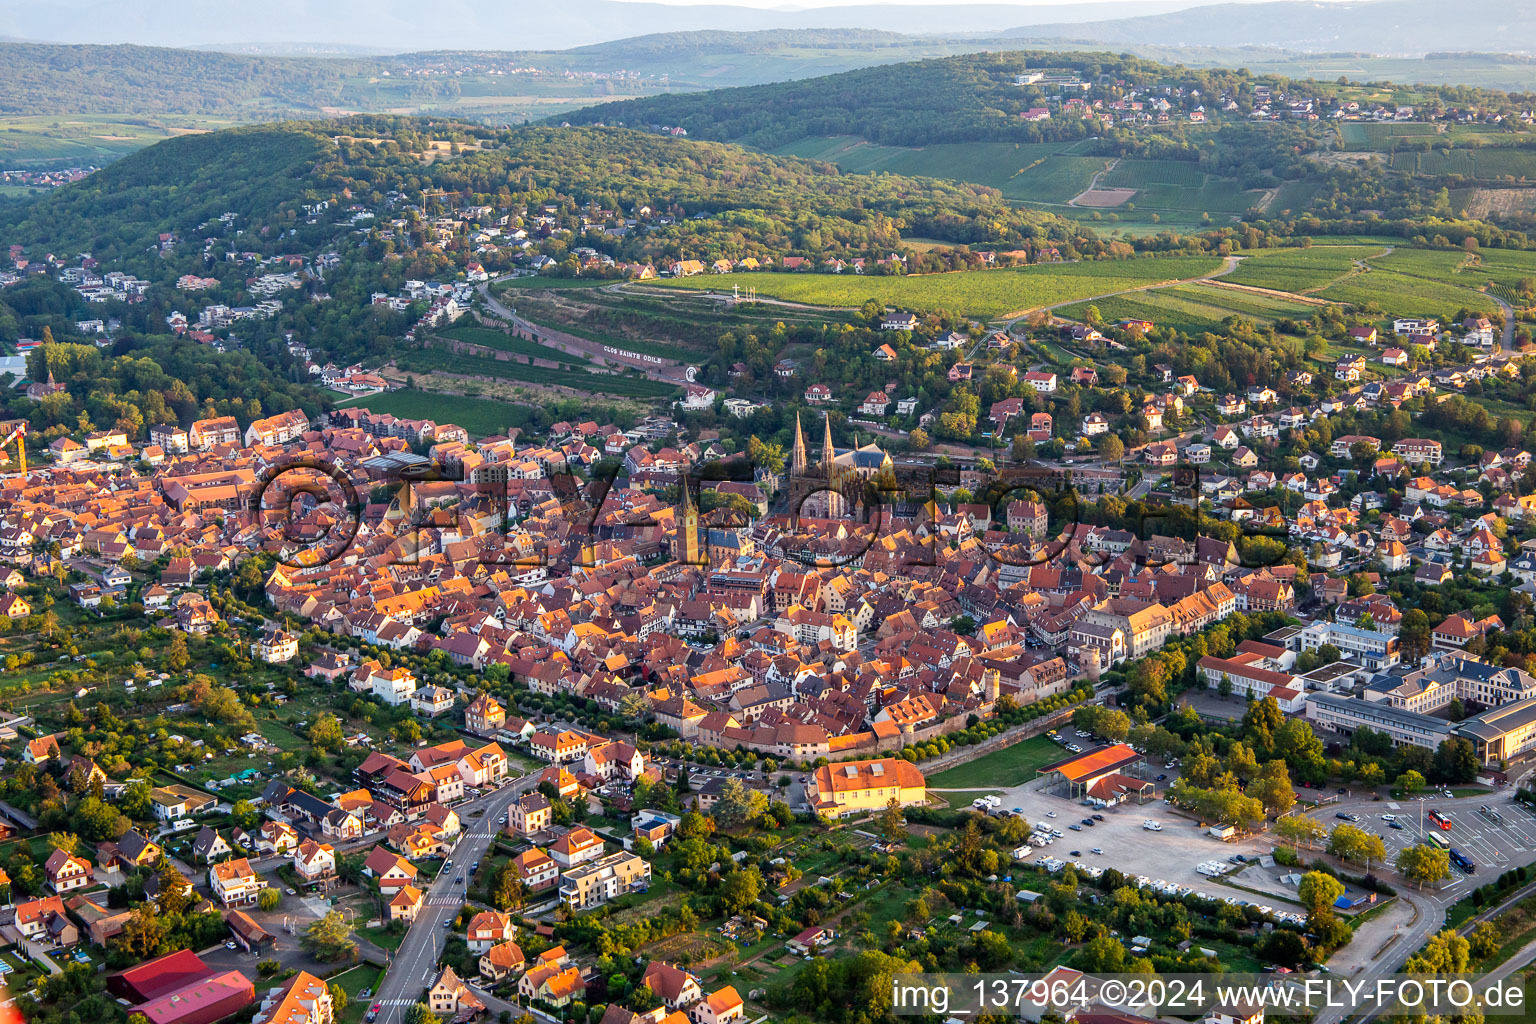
331,963,387,1024
927,735,1064,789
358,924,405,953
651,255,1227,319
335,388,536,438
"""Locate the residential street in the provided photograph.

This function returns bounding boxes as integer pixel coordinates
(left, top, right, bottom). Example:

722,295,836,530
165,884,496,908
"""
371,778,533,1024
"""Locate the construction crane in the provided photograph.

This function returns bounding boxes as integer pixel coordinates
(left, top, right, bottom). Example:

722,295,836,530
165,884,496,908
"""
0,422,24,474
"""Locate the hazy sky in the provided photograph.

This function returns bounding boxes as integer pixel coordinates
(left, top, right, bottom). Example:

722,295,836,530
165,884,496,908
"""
614,0,1177,6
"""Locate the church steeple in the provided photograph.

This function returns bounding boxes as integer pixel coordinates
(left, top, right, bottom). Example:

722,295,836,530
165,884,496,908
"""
791,412,808,477
679,476,701,565
820,411,835,476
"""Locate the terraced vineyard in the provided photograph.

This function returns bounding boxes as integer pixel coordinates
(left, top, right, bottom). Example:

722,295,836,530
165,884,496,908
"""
395,348,681,400
652,254,1228,319
1389,148,1536,180
1096,159,1260,215
335,389,536,437
434,324,591,365
507,282,852,361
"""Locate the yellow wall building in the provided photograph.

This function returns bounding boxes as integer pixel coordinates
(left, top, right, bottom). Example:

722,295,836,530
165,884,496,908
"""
810,757,926,818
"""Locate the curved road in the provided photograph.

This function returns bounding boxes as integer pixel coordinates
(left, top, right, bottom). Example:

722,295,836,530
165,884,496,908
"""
1488,289,1518,354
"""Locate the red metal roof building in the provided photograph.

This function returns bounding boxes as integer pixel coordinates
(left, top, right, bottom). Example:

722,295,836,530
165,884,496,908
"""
107,949,214,1003
1037,743,1146,798
140,971,256,1024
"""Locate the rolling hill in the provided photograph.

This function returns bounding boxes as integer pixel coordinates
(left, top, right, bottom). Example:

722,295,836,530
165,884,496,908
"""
1001,0,1536,56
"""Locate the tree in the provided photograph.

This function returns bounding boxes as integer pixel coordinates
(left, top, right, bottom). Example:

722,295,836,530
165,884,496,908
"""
1433,738,1479,784
308,713,345,752
1469,922,1501,962
1399,609,1431,663
713,778,768,829
1098,434,1125,464
167,632,189,672
1397,769,1426,794
618,691,652,722
299,910,358,962
1396,844,1451,890
1405,930,1470,974
491,863,527,912
115,903,170,960
402,1004,439,1024
718,867,762,915
1256,928,1308,968
1297,871,1345,923
747,436,786,475
1249,760,1296,817
1276,814,1327,850
257,887,282,912
1328,824,1387,867
1079,935,1127,973
879,798,907,844
329,985,349,1020
909,427,930,451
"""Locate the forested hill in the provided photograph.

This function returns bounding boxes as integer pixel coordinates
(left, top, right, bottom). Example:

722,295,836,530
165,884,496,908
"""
0,125,330,260
0,43,376,115
558,49,1536,150
563,28,927,57
0,115,1096,271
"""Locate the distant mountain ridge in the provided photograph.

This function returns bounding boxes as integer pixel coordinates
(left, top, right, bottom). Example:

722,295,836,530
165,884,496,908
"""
1000,0,1536,55
0,0,1200,51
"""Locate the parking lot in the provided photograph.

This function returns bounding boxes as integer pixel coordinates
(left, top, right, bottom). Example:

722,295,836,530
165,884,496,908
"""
976,772,1281,899
1310,792,1536,883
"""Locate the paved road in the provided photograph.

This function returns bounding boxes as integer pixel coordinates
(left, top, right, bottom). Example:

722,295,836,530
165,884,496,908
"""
1308,787,1536,1024
372,779,533,1024
1489,289,1518,354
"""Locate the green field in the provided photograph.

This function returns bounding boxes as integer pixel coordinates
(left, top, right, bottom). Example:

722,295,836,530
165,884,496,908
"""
1339,121,1443,148
1096,158,1262,215
435,323,591,365
1222,245,1386,293
927,735,1064,789
651,255,1227,318
1314,248,1497,319
396,347,681,399
1057,281,1314,334
0,114,237,167
335,388,537,437
1003,155,1111,203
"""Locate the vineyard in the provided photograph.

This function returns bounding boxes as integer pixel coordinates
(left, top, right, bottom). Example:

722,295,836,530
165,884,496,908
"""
395,348,681,399
434,324,591,365
651,254,1229,319
1221,246,1386,293
1056,281,1314,335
